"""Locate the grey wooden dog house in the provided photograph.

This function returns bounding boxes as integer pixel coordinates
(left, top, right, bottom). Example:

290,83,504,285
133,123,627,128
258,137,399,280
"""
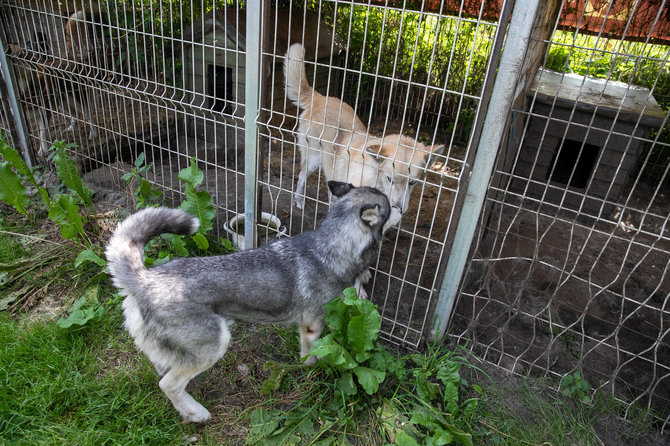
512,68,666,217
182,8,346,120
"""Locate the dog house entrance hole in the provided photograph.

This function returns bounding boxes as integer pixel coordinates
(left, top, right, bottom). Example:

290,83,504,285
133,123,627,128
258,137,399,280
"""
547,139,600,189
207,64,233,113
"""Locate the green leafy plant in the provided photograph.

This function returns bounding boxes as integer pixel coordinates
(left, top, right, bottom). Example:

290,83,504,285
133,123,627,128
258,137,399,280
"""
0,137,99,245
248,288,480,445
178,157,215,234
310,287,405,395
121,153,163,209
0,134,50,213
56,284,105,329
561,371,592,404
47,141,101,244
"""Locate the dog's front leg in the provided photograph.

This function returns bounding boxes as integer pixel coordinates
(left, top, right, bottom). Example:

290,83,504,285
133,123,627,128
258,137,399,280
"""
36,108,50,157
354,269,372,300
300,320,323,365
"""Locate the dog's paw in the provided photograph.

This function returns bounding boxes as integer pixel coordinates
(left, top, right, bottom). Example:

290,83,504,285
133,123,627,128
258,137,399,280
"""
88,127,98,140
359,269,372,285
355,285,369,300
303,355,317,366
181,405,211,424
294,195,305,210
63,124,75,134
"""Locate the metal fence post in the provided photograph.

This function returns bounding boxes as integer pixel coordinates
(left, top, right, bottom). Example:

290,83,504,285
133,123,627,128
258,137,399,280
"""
0,28,34,168
243,0,263,250
431,0,543,342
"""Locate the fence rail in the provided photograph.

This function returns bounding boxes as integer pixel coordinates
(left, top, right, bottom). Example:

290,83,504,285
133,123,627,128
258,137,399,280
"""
0,0,668,432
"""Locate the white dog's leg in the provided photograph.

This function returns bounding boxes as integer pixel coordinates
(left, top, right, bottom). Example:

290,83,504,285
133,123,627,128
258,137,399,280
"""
61,93,97,140
300,320,323,366
294,135,321,210
158,318,231,423
36,109,50,157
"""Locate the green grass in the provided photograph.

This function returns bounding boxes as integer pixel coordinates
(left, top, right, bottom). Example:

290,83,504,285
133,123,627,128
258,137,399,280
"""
0,312,190,444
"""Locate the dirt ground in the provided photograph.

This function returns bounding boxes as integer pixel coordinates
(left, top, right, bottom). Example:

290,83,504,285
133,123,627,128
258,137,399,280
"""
450,186,670,424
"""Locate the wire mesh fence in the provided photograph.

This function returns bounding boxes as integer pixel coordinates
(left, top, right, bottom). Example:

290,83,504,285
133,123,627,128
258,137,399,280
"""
1,0,669,431
450,0,670,430
0,0,498,348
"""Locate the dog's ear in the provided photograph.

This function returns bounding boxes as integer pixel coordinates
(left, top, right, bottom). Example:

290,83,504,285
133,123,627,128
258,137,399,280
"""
365,144,383,161
426,144,446,168
328,181,355,198
360,204,381,227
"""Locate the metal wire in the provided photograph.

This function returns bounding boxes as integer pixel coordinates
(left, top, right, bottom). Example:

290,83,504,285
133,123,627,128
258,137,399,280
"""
2,0,668,432
451,0,670,431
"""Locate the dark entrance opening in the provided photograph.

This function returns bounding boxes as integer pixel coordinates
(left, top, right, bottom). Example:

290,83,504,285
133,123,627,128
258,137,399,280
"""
207,64,233,114
547,139,600,189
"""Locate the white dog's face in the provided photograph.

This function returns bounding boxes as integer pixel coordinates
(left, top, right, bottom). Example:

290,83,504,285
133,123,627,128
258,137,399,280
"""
369,136,445,217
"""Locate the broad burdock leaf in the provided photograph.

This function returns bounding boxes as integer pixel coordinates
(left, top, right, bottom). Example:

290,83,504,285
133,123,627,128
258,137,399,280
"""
57,285,104,328
409,411,439,429
0,139,49,206
347,304,381,360
310,333,357,369
75,248,107,268
178,157,204,188
50,141,92,206
352,365,385,395
0,162,29,214
246,408,281,444
395,430,420,446
323,297,348,337
48,194,84,240
335,372,357,396
436,359,461,386
426,427,453,446
179,189,215,233
191,232,209,250
443,381,459,412
178,159,214,233
0,138,32,178
370,349,406,379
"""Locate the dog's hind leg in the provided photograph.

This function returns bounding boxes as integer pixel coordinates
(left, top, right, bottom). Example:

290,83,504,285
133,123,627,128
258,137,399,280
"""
158,317,231,423
300,320,323,366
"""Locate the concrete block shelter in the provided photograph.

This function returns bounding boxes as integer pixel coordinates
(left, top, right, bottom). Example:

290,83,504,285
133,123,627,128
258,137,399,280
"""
512,68,666,217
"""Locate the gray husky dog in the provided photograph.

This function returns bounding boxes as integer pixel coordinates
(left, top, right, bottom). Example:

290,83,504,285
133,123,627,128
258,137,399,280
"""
105,181,390,423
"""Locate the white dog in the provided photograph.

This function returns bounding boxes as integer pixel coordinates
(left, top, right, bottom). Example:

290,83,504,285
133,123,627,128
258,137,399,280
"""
284,43,445,222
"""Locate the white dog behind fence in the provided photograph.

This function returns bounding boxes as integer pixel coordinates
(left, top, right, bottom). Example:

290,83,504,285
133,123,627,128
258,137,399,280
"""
284,44,445,215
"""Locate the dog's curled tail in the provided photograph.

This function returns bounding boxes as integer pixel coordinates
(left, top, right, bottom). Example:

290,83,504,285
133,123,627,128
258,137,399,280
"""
284,43,314,109
105,207,199,293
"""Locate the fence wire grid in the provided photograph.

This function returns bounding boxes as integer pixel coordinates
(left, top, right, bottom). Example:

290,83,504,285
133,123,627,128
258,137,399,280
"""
1,0,669,432
449,0,670,432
